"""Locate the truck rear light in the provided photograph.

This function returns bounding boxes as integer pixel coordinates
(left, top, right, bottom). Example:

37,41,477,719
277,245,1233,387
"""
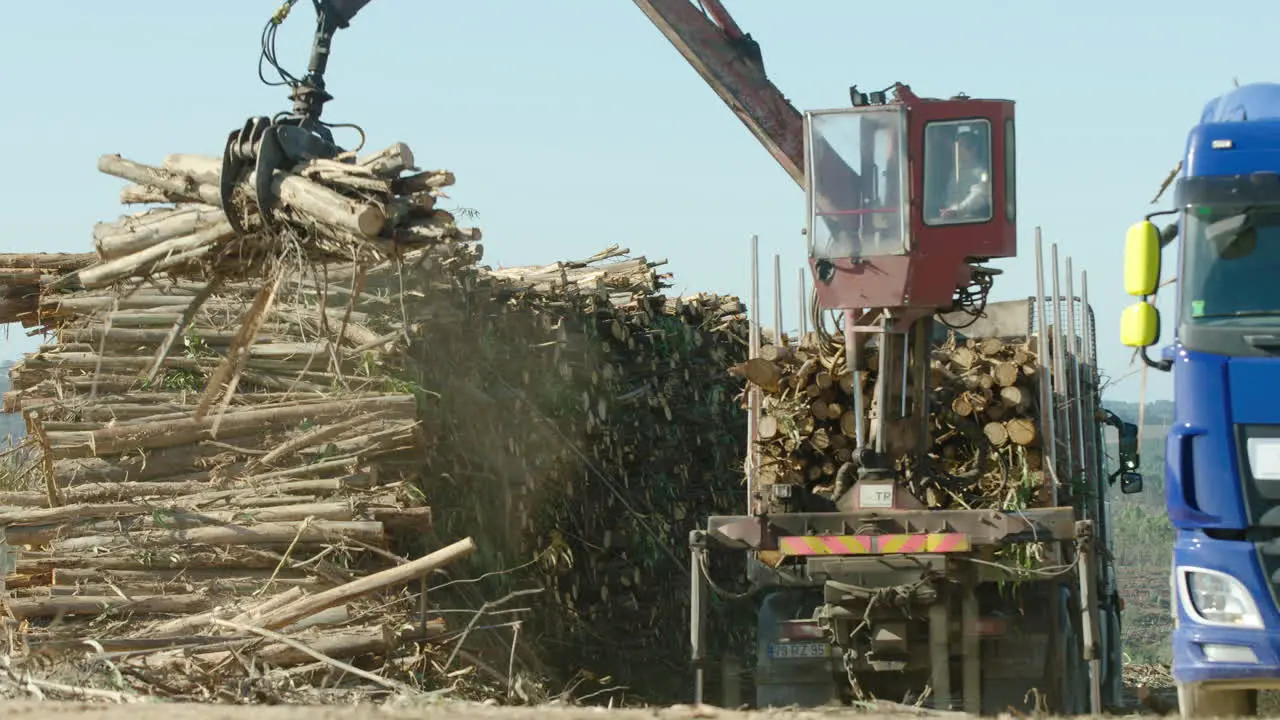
778,620,825,640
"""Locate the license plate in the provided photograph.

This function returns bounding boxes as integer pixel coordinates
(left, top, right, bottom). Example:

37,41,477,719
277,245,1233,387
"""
858,482,895,509
768,641,831,659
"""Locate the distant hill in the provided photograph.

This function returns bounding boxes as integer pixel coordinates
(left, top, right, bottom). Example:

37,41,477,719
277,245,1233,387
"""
1104,399,1174,426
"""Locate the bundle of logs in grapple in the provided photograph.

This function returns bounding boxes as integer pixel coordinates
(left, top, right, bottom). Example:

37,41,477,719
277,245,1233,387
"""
0,142,753,704
739,330,1047,512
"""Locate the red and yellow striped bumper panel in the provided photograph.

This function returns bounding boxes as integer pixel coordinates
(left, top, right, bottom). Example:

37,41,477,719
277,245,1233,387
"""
777,533,970,556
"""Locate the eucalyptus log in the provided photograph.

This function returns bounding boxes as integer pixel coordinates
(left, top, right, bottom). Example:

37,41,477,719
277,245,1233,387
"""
50,520,386,552
92,205,226,260
1006,417,1039,447
7,593,213,619
253,536,476,630
45,396,415,458
97,153,386,239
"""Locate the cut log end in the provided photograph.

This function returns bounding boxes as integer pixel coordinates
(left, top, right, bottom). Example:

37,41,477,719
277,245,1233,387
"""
1006,417,1038,447
983,421,1009,448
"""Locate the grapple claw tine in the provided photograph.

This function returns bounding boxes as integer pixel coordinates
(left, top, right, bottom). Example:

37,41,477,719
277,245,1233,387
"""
220,129,250,236
219,117,274,237
253,129,288,228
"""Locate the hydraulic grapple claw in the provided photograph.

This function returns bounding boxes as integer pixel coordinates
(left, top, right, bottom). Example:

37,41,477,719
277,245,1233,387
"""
220,0,376,237
219,117,339,237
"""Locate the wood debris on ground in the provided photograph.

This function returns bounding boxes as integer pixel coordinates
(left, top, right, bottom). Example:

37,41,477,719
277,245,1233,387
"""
0,140,755,704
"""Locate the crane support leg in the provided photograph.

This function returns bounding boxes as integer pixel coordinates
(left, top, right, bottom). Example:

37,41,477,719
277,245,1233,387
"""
1076,520,1103,714
928,599,952,710
845,310,867,450
1044,584,1063,710
962,574,981,714
911,316,932,457
690,529,709,704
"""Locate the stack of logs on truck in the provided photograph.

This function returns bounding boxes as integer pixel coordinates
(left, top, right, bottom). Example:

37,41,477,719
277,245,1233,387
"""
715,254,1127,715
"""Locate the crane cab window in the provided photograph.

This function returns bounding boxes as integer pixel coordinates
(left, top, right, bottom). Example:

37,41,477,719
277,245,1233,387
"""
1004,118,1016,222
923,120,994,226
805,108,909,260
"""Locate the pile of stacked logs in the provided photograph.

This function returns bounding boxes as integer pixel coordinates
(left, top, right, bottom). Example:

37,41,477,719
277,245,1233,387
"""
741,330,1046,511
925,332,1045,509
0,253,96,326
0,249,481,699
0,142,754,703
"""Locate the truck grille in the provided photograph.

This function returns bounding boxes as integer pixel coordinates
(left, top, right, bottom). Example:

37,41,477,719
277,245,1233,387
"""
1237,424,1280,610
1236,424,1280,528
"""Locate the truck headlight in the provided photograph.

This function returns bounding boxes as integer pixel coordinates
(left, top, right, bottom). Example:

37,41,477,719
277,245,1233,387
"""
1178,567,1264,629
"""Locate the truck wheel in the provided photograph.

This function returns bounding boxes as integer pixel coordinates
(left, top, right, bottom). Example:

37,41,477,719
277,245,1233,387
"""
1177,683,1256,718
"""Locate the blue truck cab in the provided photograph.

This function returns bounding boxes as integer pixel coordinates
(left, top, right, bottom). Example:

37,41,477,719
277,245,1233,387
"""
1120,82,1280,717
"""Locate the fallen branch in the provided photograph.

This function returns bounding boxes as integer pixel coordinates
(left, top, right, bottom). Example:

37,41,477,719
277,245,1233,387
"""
254,536,477,630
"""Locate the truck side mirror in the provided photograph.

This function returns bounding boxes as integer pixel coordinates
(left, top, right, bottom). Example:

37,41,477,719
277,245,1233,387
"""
1120,471,1144,495
1125,221,1161,296
1120,301,1160,347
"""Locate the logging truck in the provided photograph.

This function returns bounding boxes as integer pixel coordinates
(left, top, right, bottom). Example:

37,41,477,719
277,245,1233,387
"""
691,254,1143,712
617,2,1145,713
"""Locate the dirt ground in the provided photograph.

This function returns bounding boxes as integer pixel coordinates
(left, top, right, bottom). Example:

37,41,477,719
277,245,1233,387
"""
0,702,965,720
0,666,1184,720
0,662,1181,718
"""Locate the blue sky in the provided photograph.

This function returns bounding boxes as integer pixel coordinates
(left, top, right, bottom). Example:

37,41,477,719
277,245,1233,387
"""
0,0,1272,402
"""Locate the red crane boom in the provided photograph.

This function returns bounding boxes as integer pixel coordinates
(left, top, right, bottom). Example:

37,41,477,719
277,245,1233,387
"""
631,0,805,186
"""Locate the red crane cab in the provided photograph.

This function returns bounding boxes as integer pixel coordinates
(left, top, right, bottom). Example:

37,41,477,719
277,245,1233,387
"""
805,84,1016,313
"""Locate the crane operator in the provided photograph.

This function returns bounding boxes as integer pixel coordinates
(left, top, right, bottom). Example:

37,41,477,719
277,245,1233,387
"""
937,130,991,221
